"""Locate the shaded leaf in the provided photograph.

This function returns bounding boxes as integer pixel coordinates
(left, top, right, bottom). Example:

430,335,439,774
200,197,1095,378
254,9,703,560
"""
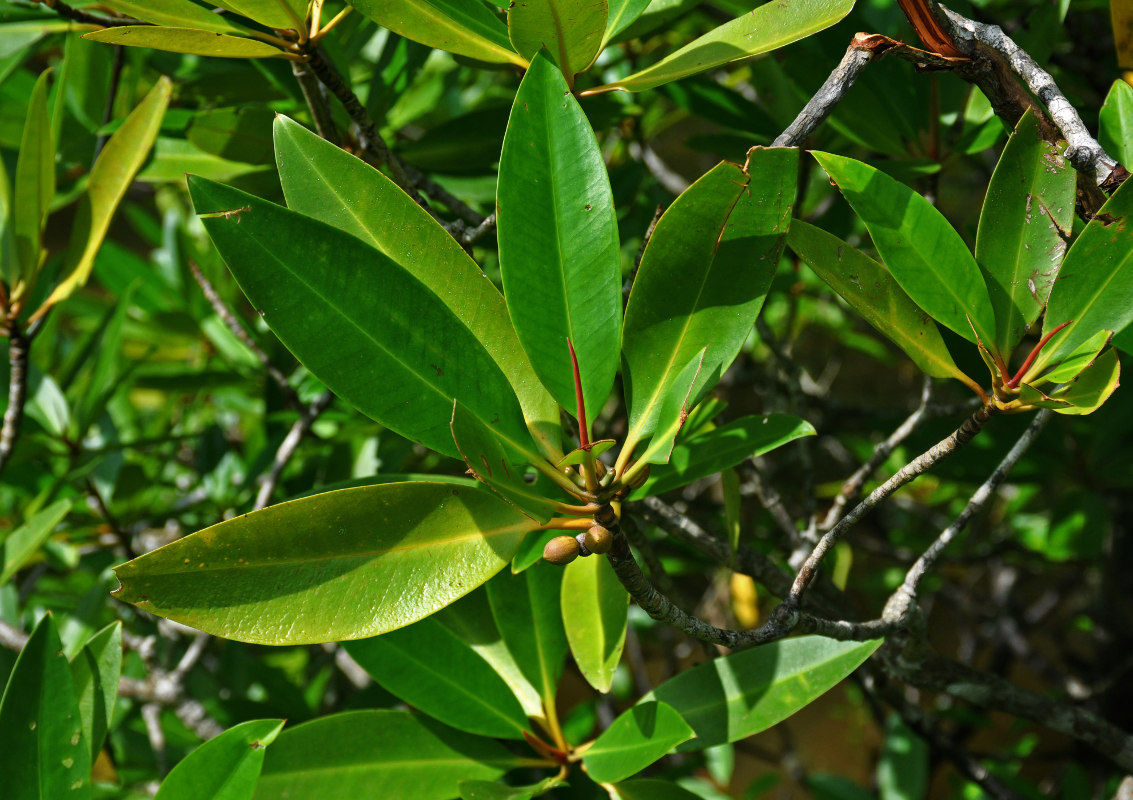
0,614,91,800
156,719,284,800
0,499,72,585
877,714,928,800
188,176,529,459
255,710,529,799
787,220,975,386
351,0,525,66
68,622,121,764
583,0,853,94
12,68,52,295
112,482,539,645
35,76,170,317
602,0,652,47
344,615,530,740
189,105,275,163
976,109,1075,357
583,702,694,782
614,779,704,800
632,414,815,499
99,0,260,35
497,52,622,426
83,27,285,58
811,151,996,346
631,347,706,469
460,775,563,800
487,562,568,707
562,553,628,693
1100,79,1133,166
642,635,880,749
508,0,607,81
210,0,306,29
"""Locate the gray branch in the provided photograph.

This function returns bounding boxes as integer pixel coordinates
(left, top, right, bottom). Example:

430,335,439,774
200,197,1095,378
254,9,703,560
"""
0,327,29,478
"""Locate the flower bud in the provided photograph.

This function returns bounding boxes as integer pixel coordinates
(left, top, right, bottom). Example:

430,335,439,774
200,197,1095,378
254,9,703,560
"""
583,525,612,555
543,535,580,565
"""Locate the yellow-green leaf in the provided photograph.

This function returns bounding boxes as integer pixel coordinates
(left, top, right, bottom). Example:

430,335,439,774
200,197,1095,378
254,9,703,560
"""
82,27,286,58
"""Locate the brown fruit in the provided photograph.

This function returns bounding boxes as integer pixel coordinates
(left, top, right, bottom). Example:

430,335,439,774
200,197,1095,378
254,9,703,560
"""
543,535,580,565
583,525,612,555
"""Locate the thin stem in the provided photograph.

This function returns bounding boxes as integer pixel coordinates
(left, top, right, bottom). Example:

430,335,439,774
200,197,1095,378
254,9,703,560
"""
538,517,592,532
312,6,351,43
0,327,29,478
254,390,334,509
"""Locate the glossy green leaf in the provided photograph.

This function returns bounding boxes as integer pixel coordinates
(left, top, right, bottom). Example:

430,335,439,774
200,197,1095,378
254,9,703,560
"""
1025,347,1121,415
614,779,704,800
69,622,121,764
83,27,285,57
12,68,52,293
787,221,972,383
602,0,652,47
487,562,568,706
188,176,529,459
562,553,628,693
452,400,559,522
497,52,622,426
557,439,616,467
351,0,525,66
0,614,91,800
508,0,607,81
1029,329,1111,385
510,528,562,574
210,0,306,28
583,701,694,782
1036,176,1133,367
632,348,706,469
812,151,996,346
622,152,795,457
255,710,529,799
877,714,928,800
582,0,853,94
1100,79,1133,166
99,0,260,34
434,588,544,720
0,499,72,584
274,116,561,457
643,636,881,749
344,615,530,739
37,76,170,316
632,414,816,499
976,110,1075,358
156,719,284,800
112,482,539,645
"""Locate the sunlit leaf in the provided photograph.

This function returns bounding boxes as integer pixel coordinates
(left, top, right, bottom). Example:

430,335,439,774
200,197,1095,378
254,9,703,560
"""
487,562,567,707
582,702,694,782
156,719,284,800
113,483,539,645
83,27,286,58
350,0,525,66
508,0,607,81
99,0,260,35
12,68,52,297
562,554,627,693
69,622,121,764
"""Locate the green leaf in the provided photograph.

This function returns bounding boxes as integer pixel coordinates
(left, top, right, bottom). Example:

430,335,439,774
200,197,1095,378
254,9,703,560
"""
36,76,170,317
583,702,695,782
1035,175,1133,368
0,499,72,584
632,414,815,499
460,775,563,800
273,116,561,457
976,109,1075,358
487,562,568,708
434,588,544,720
344,615,531,739
0,614,92,800
602,0,652,47
497,52,622,426
508,0,607,82
0,151,15,286
582,0,854,94
622,151,796,458
82,27,285,58
877,714,928,800
557,439,616,467
1100,79,1133,166
561,553,628,693
189,105,275,163
1040,347,1121,415
112,482,539,645
613,779,704,800
255,710,529,799
787,221,974,384
12,68,52,294
451,400,559,522
98,0,260,34
188,176,529,459
156,719,284,800
68,621,121,764
350,0,525,66
642,636,881,749
811,151,996,347
1029,329,1111,385
210,0,306,29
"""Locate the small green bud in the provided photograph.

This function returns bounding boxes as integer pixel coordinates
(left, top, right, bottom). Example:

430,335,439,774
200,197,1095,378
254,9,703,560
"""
583,525,612,555
543,535,580,565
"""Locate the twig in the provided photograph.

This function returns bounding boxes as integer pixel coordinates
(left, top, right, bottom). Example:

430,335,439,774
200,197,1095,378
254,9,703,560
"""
189,262,299,409
291,59,339,145
40,0,142,26
253,390,334,509
93,44,126,163
772,35,891,148
0,327,29,478
85,477,136,558
819,376,935,531
737,461,801,544
457,213,497,248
